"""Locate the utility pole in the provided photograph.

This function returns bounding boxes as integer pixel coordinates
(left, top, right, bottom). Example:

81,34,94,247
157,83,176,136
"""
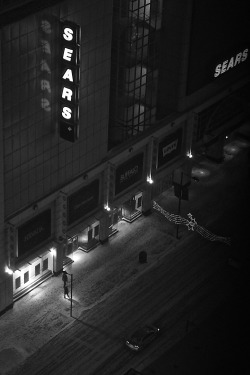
70,273,73,317
176,172,183,239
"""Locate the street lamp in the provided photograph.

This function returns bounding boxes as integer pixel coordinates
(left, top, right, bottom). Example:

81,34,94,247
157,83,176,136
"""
70,273,73,317
176,172,199,239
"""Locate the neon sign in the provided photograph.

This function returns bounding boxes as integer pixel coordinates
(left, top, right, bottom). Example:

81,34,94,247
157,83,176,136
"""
60,21,81,142
214,48,248,78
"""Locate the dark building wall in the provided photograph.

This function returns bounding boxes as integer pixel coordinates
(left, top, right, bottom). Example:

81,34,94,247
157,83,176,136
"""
187,0,249,95
157,0,192,118
1,0,113,217
157,0,250,115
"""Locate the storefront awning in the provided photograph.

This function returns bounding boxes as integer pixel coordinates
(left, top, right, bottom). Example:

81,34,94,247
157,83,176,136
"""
15,241,54,270
112,185,143,207
66,210,103,238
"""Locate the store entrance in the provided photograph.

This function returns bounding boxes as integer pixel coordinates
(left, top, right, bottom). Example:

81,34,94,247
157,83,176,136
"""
66,235,78,256
122,192,142,223
78,222,100,252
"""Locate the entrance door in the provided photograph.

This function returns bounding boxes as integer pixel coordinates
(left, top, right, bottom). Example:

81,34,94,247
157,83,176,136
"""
122,192,142,222
66,235,78,256
135,192,142,210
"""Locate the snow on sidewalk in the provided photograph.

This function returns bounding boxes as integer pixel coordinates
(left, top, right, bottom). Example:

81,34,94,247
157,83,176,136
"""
0,214,178,375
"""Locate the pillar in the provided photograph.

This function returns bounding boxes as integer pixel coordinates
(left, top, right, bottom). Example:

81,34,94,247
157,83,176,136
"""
142,185,152,215
99,211,110,244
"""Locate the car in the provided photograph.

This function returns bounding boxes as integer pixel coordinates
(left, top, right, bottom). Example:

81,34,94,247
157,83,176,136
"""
125,324,160,351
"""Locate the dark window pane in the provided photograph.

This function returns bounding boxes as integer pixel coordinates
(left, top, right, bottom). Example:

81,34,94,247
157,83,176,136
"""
15,276,21,289
43,258,48,271
35,263,40,276
24,271,29,283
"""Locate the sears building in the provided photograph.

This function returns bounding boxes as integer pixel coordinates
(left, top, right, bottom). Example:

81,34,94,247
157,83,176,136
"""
0,0,249,314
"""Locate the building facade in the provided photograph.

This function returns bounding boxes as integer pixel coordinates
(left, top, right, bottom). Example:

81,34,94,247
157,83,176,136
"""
0,0,249,314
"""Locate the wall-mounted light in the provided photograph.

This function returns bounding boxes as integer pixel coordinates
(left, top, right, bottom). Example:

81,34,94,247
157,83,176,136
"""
50,247,56,256
147,176,154,184
50,247,56,274
187,151,193,158
104,204,111,211
5,266,13,275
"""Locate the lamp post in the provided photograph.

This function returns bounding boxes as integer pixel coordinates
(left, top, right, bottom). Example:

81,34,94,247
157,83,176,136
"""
176,172,199,239
70,273,73,317
176,172,183,239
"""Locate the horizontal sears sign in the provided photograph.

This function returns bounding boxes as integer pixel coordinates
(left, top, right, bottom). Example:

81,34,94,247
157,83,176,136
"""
18,210,52,256
158,128,182,168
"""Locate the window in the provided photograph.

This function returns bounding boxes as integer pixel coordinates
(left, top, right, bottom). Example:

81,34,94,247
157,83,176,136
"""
88,228,93,242
15,276,21,289
24,271,29,284
35,263,41,276
94,225,99,237
43,258,48,271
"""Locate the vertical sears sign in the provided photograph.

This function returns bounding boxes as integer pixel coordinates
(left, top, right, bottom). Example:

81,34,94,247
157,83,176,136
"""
60,21,81,142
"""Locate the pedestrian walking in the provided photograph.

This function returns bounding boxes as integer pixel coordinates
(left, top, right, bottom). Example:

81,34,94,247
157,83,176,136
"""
64,284,70,299
62,270,68,286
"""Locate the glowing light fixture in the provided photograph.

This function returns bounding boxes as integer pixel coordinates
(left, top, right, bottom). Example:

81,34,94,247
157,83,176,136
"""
104,204,111,211
187,151,193,158
147,176,154,184
50,247,56,256
5,266,13,275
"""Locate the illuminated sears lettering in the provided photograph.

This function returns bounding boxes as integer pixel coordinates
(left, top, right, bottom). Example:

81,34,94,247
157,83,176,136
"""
62,87,73,101
62,68,73,82
214,48,248,78
63,47,73,61
242,48,248,61
62,106,72,119
63,27,74,41
60,21,80,141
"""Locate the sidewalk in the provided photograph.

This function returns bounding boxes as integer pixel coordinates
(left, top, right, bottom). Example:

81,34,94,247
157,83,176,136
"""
0,209,180,375
0,136,249,375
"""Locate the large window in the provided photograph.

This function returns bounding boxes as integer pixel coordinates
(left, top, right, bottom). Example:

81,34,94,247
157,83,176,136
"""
108,0,162,148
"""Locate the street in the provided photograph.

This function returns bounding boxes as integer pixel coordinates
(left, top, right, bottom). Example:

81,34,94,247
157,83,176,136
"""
5,140,250,375
8,231,238,375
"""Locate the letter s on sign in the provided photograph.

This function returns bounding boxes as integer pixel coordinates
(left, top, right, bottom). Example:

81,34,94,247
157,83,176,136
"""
214,64,221,78
62,106,72,120
242,48,248,62
63,27,74,41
